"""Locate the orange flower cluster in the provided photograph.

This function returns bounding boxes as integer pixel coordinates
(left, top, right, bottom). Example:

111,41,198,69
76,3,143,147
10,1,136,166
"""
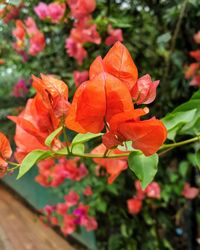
0,42,167,178
8,74,70,163
66,42,167,156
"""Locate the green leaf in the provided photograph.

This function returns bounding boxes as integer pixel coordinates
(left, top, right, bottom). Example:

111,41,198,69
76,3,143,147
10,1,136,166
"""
128,153,158,189
157,32,171,44
162,109,196,140
72,143,85,154
161,90,200,139
55,147,69,155
179,161,189,177
44,127,62,147
72,132,103,145
187,153,197,167
17,150,52,179
195,150,200,170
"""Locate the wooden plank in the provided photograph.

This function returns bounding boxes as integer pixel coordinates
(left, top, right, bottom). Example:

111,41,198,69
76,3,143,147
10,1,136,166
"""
0,185,75,250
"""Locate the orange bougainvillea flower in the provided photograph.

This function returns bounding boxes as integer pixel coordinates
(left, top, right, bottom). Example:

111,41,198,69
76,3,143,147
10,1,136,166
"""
66,71,134,133
103,110,167,156
66,42,138,133
0,132,12,177
32,74,70,118
8,94,60,163
89,41,138,91
91,144,128,184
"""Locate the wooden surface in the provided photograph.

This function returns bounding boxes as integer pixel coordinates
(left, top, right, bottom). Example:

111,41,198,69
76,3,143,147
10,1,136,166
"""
0,184,75,250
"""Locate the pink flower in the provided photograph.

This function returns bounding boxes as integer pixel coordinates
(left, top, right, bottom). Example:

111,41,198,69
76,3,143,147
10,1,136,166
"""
145,182,160,199
131,74,159,104
50,216,59,225
56,203,69,215
65,38,87,65
43,205,55,217
28,31,46,56
81,216,98,231
182,182,199,199
134,180,145,200
194,31,200,44
61,214,76,235
34,2,49,20
127,198,142,215
25,17,38,35
64,191,79,207
73,70,89,87
105,25,123,46
190,75,200,87
48,3,66,23
67,0,96,19
12,79,29,97
76,163,88,180
83,186,93,196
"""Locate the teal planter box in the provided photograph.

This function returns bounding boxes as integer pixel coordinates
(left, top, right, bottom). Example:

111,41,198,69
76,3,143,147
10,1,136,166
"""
3,167,97,250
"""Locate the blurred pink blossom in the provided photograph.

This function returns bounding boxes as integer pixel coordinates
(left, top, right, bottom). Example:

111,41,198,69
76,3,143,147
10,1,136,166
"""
145,182,160,199
83,186,93,196
64,191,80,207
105,25,123,46
34,2,49,20
127,198,142,215
182,183,199,199
73,70,89,87
48,3,66,23
67,0,96,19
12,79,28,97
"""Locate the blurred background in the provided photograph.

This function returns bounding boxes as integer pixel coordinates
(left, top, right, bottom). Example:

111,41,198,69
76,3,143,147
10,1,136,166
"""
0,0,200,249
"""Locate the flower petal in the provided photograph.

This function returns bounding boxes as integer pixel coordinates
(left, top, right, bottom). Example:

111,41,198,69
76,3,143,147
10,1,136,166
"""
103,41,138,91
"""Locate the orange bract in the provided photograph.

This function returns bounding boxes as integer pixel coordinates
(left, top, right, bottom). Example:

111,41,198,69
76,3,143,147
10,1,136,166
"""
103,111,167,156
89,42,138,91
66,72,133,133
32,74,70,118
8,94,61,163
103,41,138,91
0,132,12,171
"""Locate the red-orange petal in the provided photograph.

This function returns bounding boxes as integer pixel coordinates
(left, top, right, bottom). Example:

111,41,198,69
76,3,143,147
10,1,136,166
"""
0,132,12,163
66,76,106,133
89,56,104,80
103,41,138,91
104,73,134,122
117,119,167,156
109,109,149,132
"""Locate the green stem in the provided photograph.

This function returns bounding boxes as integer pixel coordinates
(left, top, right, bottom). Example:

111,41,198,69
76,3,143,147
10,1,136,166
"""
63,127,71,155
7,165,20,172
55,135,200,159
7,161,20,167
160,135,200,150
